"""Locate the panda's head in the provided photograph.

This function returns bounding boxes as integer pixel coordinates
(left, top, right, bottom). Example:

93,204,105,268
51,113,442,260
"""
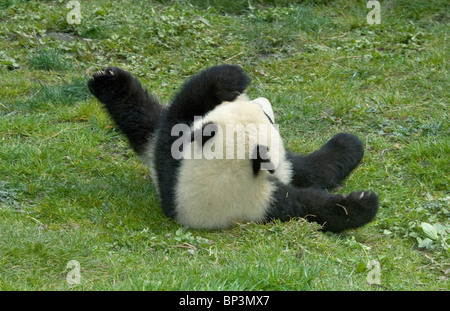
188,95,282,173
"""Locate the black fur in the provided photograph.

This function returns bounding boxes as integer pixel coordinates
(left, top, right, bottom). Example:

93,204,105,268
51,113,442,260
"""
251,145,275,175
266,183,378,233
287,132,364,190
168,65,251,123
87,67,164,155
88,65,378,233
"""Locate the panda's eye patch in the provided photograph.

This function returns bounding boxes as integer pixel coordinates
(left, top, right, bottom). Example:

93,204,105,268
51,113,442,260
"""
251,144,275,176
190,122,218,146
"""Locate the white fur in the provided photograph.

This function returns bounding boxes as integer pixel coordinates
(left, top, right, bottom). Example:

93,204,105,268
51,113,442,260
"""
252,97,275,123
174,97,292,229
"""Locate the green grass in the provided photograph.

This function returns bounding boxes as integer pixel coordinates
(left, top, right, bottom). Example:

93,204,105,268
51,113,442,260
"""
28,48,72,71
0,0,448,291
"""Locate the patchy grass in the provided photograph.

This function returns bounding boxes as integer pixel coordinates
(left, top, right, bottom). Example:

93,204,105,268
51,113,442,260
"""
28,48,72,71
0,0,448,291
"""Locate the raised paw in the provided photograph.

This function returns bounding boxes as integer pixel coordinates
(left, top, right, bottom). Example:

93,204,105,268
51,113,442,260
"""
206,65,251,102
87,66,133,102
314,133,364,189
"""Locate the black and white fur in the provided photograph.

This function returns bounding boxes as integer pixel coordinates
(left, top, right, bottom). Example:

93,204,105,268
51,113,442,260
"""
88,65,378,233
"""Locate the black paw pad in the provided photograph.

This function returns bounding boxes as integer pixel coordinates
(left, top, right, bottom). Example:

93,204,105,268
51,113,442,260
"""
87,66,131,101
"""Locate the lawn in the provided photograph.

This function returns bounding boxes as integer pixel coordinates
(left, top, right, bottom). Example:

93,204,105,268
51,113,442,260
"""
0,0,448,291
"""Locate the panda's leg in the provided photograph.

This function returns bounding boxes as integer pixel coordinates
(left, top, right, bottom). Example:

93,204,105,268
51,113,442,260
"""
287,133,364,190
169,65,251,122
265,182,378,233
88,67,164,155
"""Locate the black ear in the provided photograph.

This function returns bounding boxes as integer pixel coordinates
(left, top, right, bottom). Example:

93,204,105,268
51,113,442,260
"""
251,145,275,176
191,122,218,146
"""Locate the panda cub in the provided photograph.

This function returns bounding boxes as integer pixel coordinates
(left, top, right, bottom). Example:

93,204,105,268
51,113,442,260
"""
88,65,378,233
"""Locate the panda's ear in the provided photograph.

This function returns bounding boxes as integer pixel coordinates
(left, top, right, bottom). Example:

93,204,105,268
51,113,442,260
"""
191,122,218,146
251,145,275,176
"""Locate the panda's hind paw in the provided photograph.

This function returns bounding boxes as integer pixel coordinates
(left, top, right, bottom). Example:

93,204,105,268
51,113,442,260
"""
343,191,379,229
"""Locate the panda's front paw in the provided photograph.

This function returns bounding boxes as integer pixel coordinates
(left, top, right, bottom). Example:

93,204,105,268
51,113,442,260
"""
206,65,251,102
87,66,132,102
